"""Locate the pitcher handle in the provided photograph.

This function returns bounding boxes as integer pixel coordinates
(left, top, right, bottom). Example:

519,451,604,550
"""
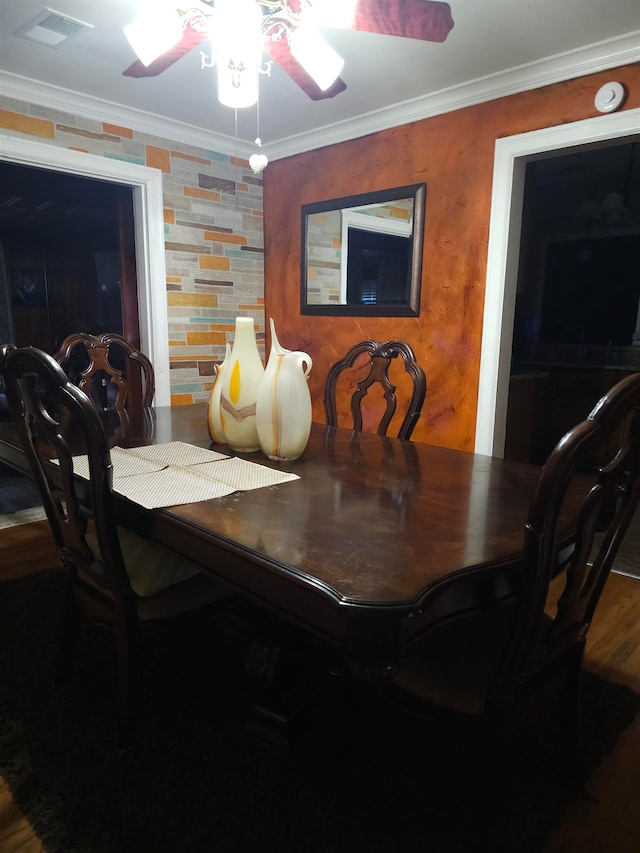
292,351,313,377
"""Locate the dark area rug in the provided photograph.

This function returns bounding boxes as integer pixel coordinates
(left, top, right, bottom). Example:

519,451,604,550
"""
1,570,639,853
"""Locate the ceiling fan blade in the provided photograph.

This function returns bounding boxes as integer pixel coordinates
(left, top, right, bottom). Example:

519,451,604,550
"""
264,39,347,101
123,25,208,79
333,0,454,43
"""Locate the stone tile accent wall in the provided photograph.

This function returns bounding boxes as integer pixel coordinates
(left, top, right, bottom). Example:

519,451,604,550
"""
305,209,341,305
0,100,265,406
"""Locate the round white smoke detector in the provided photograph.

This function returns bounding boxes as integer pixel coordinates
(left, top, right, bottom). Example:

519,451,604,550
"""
594,82,626,114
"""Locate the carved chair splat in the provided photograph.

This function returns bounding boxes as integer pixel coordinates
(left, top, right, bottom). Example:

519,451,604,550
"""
55,332,155,411
324,339,426,441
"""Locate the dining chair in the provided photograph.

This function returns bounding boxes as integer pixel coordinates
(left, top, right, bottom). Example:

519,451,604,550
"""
323,339,427,440
380,370,640,844
0,344,238,749
54,331,155,411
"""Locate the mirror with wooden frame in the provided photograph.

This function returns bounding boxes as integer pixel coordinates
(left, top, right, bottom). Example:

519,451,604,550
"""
301,184,426,317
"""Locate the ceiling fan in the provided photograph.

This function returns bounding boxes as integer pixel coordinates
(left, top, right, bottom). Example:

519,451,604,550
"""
123,0,455,103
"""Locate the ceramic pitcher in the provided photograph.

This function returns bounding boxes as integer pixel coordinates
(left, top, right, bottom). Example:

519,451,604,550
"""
207,342,231,444
220,317,265,452
256,318,313,461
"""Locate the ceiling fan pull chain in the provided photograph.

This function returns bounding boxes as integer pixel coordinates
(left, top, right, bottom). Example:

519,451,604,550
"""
250,81,269,174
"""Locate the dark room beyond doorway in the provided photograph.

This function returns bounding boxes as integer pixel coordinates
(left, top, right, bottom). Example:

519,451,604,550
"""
0,162,138,354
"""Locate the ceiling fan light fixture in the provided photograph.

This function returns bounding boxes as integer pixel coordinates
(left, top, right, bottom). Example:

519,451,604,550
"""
124,5,184,67
213,0,263,108
217,62,259,108
289,24,345,91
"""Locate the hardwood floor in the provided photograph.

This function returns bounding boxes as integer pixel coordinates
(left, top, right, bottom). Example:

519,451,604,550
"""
0,519,638,851
0,519,58,580
0,779,42,853
543,569,640,852
610,502,640,579
0,521,56,853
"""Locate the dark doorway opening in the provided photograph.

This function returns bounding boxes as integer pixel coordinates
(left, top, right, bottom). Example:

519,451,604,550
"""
504,141,640,466
538,234,640,347
0,162,138,354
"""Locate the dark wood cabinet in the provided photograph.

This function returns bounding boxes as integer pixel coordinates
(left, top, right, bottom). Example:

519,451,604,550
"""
504,372,550,464
505,365,638,465
546,366,636,465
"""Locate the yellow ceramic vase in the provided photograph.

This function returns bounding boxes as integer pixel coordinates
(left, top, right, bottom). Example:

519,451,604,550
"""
207,342,231,444
220,317,264,452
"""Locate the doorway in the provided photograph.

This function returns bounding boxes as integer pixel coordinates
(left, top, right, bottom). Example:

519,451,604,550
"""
504,143,640,465
0,162,137,353
0,135,171,405
475,106,640,458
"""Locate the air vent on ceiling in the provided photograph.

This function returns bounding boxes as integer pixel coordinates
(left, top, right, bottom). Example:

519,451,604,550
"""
14,8,93,48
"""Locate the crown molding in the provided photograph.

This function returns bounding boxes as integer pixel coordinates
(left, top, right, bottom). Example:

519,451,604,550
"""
271,31,640,160
1,31,638,163
0,71,256,160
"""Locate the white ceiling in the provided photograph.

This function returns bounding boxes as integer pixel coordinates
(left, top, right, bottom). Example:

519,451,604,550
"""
1,1,639,162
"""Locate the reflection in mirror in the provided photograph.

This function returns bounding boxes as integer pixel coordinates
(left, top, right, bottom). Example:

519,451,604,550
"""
301,184,426,316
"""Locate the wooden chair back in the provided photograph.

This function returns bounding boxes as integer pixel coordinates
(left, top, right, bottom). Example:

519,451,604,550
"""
1,344,237,747
498,369,640,699
324,339,426,440
54,332,155,411
381,371,640,846
0,344,132,601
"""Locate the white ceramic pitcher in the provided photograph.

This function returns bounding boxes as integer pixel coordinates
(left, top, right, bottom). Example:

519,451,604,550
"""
256,318,313,461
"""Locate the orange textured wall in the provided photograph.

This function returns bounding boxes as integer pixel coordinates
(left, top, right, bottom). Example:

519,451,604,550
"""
263,64,640,451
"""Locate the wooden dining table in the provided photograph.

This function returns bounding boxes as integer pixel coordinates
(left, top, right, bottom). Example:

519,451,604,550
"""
0,402,560,678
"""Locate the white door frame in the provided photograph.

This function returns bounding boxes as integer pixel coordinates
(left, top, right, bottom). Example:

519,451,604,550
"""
0,135,170,406
475,107,640,457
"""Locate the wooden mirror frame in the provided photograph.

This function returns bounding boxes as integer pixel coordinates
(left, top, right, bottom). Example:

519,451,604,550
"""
301,184,426,317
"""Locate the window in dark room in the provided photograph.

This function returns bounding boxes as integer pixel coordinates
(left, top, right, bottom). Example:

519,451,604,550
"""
539,234,640,346
346,228,410,305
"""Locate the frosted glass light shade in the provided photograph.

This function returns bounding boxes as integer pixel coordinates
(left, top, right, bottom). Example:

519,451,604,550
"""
213,0,263,108
289,25,344,91
301,0,358,30
124,6,184,67
217,62,258,108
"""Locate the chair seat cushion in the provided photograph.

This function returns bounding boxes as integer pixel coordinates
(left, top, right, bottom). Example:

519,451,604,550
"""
136,568,235,622
390,600,518,717
87,527,202,597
